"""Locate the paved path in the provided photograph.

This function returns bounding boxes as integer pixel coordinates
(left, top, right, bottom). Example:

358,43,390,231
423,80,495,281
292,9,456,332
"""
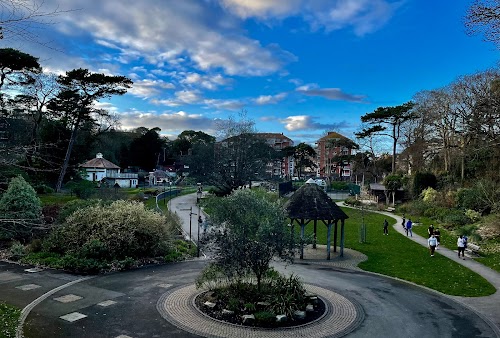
341,203,500,332
0,194,498,337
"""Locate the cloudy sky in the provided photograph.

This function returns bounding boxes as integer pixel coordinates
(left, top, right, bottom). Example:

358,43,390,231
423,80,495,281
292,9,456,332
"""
3,0,499,144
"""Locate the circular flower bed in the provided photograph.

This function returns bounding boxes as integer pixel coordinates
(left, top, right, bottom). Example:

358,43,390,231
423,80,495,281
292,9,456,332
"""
194,289,327,328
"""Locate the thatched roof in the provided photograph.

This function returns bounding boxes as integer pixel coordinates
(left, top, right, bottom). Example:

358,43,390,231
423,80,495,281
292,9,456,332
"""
284,183,348,221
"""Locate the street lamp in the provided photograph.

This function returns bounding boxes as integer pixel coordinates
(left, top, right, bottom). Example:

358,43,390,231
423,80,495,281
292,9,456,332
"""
163,180,166,205
196,187,202,257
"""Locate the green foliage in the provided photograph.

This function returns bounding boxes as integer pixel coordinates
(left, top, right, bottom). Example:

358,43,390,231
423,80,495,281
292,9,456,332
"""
203,190,299,291
8,241,27,260
421,187,438,203
465,209,481,223
344,197,361,207
413,172,437,197
244,303,256,312
331,181,349,190
34,184,55,194
227,298,240,312
0,175,42,240
254,311,276,324
57,199,108,223
384,174,403,191
46,200,175,261
65,180,96,199
0,302,21,338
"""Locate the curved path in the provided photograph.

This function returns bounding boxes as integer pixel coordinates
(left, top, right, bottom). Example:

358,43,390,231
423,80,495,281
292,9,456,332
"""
0,194,497,337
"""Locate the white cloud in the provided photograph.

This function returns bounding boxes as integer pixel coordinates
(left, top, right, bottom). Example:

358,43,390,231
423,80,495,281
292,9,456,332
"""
203,98,245,110
220,0,401,36
254,92,287,105
128,79,175,99
118,110,219,135
151,90,203,107
280,115,349,131
50,0,294,76
181,72,230,90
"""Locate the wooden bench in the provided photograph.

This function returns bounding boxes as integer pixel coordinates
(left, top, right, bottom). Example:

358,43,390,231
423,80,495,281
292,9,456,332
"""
385,207,395,212
466,243,481,255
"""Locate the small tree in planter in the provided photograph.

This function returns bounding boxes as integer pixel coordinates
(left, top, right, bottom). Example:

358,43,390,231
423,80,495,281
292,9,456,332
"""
203,189,299,291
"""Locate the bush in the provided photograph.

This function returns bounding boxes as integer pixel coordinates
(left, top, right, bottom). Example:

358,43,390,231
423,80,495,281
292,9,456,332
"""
65,180,96,199
465,209,481,223
34,184,55,194
421,187,438,203
0,176,42,240
47,200,176,261
331,181,349,191
57,199,108,223
442,210,471,227
413,172,437,197
344,197,361,207
254,311,276,324
9,242,27,260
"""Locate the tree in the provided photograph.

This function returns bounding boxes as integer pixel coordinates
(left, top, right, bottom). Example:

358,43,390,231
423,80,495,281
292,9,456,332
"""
128,127,165,170
0,175,42,240
465,0,500,47
384,174,403,206
0,48,41,111
204,190,297,291
48,69,132,192
292,143,317,179
0,0,70,42
356,102,415,174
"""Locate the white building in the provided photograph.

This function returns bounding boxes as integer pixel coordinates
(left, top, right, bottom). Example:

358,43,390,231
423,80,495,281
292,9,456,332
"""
80,153,138,188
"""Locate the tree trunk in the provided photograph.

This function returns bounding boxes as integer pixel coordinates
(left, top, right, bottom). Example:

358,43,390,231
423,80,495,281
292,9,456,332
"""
55,116,81,192
392,124,397,173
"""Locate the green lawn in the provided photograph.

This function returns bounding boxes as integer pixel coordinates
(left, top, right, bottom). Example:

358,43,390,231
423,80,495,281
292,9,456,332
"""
310,207,496,297
38,193,78,205
0,302,20,338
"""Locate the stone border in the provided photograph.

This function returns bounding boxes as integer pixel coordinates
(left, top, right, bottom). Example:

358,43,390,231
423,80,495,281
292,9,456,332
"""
157,283,364,338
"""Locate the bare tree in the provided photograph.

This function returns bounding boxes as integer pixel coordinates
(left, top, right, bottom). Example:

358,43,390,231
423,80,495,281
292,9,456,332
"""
0,0,71,43
465,0,500,46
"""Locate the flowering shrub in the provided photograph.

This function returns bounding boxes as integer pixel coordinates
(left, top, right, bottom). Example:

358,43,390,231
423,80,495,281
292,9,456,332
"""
46,200,175,260
421,187,438,203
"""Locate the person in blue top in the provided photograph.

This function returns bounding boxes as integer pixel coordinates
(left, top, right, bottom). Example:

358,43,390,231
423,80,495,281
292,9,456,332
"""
406,219,413,237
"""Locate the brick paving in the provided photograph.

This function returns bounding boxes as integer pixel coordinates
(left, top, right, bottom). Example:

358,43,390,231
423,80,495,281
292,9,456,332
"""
156,283,364,338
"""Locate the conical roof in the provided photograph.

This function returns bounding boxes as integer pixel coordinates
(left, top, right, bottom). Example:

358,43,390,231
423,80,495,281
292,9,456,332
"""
80,153,120,169
284,183,348,221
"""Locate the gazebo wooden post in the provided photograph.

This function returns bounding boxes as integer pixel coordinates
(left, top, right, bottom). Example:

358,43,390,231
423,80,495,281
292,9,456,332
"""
300,219,305,260
326,222,332,260
340,219,345,257
333,220,338,253
313,219,317,249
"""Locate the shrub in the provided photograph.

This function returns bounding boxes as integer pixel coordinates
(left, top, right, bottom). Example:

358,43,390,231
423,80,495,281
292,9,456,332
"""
244,303,256,312
57,199,108,223
254,311,276,324
34,184,55,194
0,176,42,240
421,187,438,203
331,181,349,191
344,197,361,207
29,239,43,253
227,298,240,312
442,210,471,227
65,180,96,199
47,200,176,260
9,242,27,260
465,209,481,223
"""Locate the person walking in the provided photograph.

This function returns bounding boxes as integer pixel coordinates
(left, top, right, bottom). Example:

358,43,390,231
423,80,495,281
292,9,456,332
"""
383,219,389,235
428,234,438,257
427,224,434,238
434,228,441,248
402,214,406,229
457,235,466,260
406,219,413,237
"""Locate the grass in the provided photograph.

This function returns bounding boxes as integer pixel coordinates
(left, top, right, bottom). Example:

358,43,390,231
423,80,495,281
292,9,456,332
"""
0,302,20,338
38,193,78,205
310,207,496,297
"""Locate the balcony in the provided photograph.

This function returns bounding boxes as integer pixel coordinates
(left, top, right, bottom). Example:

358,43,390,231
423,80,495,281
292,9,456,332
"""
106,172,138,179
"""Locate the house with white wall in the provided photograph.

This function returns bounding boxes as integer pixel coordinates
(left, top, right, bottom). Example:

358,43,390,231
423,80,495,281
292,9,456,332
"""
80,153,138,188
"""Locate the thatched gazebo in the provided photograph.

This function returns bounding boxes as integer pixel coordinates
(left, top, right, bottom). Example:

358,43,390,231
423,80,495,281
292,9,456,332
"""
284,180,349,260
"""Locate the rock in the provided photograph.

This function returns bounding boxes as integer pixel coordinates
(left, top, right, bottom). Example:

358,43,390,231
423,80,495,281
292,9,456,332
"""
204,301,216,309
257,301,270,308
242,314,255,324
306,304,314,312
293,310,306,320
308,296,318,304
222,309,234,315
276,314,287,323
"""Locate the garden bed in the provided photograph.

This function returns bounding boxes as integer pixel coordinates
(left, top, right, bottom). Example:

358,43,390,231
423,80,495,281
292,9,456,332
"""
194,290,326,328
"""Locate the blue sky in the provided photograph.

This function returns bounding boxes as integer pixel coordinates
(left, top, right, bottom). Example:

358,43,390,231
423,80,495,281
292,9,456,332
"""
4,0,499,144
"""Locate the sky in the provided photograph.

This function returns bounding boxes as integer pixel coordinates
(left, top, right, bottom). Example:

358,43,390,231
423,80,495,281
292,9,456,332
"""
3,0,499,145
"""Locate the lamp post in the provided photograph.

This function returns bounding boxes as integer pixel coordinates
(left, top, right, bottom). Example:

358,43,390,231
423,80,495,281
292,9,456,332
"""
196,187,202,257
168,181,172,210
189,206,194,249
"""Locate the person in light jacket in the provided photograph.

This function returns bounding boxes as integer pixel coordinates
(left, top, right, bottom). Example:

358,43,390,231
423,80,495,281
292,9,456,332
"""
428,234,438,257
457,235,466,260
